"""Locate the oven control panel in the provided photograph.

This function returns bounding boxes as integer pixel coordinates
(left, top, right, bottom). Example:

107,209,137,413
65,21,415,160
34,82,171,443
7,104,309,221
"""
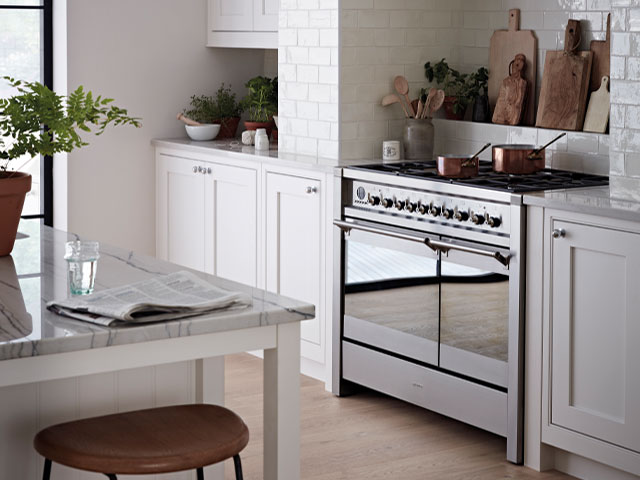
350,181,511,235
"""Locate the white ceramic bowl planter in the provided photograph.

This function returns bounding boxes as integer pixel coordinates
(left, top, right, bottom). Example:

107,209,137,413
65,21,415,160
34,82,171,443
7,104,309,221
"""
185,124,220,141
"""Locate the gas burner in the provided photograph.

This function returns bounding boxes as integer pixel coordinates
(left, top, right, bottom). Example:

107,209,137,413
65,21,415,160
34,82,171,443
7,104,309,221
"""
350,162,608,193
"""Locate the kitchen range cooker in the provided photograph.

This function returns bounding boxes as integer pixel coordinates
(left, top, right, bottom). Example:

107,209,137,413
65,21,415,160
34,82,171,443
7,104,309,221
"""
332,160,608,464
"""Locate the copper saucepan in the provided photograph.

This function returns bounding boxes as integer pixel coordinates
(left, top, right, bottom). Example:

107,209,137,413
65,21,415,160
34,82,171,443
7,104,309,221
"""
437,143,492,178
492,133,566,175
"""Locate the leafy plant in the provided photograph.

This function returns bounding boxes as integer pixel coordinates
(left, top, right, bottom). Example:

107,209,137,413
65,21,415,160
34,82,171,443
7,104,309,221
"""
183,84,243,125
424,59,488,115
241,76,278,123
0,76,141,170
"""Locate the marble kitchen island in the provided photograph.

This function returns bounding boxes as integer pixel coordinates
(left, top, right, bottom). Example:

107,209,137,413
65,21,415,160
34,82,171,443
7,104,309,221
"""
0,220,314,480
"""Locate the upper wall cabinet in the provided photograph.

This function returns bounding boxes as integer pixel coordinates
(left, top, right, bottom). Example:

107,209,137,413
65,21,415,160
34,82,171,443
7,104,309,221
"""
207,0,277,49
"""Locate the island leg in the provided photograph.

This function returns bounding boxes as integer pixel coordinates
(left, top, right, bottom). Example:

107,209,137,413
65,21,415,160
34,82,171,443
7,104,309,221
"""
263,322,301,480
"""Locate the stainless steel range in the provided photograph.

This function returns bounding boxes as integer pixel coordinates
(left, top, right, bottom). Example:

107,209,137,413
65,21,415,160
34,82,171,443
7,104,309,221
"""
332,161,608,464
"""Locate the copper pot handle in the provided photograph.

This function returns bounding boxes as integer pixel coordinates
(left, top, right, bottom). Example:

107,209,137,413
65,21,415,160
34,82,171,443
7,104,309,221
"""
529,133,566,159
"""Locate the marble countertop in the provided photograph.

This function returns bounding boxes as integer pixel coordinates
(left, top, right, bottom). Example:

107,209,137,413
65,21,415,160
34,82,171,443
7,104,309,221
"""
152,138,378,173
0,221,314,361
523,186,640,223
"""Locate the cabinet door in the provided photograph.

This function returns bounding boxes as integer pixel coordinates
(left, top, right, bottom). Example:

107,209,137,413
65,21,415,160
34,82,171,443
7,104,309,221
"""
209,0,253,32
253,0,278,32
204,164,258,287
265,173,323,361
550,220,640,453
156,155,205,271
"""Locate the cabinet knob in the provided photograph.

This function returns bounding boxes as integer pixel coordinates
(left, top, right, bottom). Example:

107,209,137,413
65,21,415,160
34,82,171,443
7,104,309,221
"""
197,166,204,173
207,167,212,175
552,228,566,239
306,186,318,194
192,166,198,173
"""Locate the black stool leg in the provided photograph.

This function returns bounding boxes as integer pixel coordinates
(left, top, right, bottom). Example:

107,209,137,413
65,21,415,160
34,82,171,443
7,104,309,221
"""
42,459,52,480
233,454,244,480
197,467,204,480
104,475,117,480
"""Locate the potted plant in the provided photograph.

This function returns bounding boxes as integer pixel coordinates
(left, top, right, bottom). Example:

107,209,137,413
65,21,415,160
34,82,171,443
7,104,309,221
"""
241,76,277,137
0,76,141,256
183,84,243,139
424,60,488,121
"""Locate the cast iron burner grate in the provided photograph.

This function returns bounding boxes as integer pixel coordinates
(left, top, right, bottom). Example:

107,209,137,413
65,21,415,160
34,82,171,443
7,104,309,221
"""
350,161,609,193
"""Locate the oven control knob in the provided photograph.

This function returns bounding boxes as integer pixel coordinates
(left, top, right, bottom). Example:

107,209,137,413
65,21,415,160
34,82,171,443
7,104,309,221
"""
395,200,406,211
368,194,380,206
430,206,442,217
471,213,485,225
382,198,394,209
455,211,469,222
418,204,428,215
488,216,502,228
442,208,454,219
406,202,418,213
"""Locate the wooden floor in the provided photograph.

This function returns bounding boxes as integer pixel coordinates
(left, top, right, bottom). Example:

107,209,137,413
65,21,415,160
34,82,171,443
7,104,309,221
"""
223,353,573,480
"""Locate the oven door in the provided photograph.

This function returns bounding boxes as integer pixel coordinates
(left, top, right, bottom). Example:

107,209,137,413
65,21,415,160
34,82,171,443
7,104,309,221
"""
438,238,511,388
339,220,440,366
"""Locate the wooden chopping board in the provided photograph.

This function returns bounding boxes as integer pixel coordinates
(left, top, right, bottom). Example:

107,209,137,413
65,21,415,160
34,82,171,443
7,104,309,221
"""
489,9,537,126
590,13,611,93
536,20,593,131
584,76,610,133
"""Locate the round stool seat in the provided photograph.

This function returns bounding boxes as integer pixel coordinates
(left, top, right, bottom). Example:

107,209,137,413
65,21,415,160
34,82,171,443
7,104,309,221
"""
34,404,249,475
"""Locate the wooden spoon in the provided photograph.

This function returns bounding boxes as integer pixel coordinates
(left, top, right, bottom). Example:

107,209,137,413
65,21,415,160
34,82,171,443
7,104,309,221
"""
429,89,445,118
381,93,410,118
422,88,437,119
394,76,415,118
176,113,202,126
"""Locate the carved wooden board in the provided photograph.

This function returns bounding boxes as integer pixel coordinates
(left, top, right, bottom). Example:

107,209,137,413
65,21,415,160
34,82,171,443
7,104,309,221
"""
489,9,537,126
536,21,593,131
584,76,610,133
590,13,611,93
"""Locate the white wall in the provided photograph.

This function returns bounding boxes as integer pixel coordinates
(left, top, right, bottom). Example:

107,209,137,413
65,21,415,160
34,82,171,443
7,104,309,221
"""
63,0,267,255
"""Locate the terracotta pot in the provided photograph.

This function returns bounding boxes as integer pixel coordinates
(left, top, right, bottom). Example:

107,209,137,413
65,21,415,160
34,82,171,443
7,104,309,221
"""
0,171,32,257
244,120,274,138
215,117,241,139
443,96,466,121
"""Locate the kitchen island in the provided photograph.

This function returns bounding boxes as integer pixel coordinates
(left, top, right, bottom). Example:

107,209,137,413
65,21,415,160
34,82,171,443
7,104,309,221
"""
0,220,314,480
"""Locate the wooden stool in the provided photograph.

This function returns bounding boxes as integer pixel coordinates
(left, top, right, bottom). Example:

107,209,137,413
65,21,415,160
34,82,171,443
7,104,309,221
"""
34,404,249,480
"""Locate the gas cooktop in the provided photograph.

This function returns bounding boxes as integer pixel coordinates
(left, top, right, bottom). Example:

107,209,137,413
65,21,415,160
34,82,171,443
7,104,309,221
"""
349,161,609,193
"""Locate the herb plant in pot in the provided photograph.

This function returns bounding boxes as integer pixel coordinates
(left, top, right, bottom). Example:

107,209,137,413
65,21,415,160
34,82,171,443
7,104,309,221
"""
0,77,141,256
183,84,243,139
469,67,490,123
242,76,277,137
424,60,488,121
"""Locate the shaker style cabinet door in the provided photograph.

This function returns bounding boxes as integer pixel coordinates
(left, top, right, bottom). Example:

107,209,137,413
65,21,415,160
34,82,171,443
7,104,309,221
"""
549,220,640,454
156,155,206,272
265,172,323,361
204,164,258,287
253,0,278,32
208,0,253,32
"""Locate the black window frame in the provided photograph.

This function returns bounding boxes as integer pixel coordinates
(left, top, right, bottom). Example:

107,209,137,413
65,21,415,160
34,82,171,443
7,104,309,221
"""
1,0,54,226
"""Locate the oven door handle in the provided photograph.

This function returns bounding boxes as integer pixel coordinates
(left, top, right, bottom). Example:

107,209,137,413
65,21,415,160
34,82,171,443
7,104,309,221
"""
333,219,433,245
427,238,511,267
334,219,511,267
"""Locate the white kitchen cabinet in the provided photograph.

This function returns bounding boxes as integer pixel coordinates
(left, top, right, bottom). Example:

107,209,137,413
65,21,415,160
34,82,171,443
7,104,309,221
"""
265,171,324,364
156,152,259,288
156,154,207,272
207,0,277,49
535,208,640,477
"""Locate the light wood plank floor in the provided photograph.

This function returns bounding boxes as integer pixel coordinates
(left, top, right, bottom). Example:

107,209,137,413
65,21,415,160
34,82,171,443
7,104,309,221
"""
223,353,573,480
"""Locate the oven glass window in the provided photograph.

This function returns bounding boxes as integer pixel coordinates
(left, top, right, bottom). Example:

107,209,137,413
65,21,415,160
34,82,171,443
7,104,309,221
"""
440,260,509,387
344,237,439,365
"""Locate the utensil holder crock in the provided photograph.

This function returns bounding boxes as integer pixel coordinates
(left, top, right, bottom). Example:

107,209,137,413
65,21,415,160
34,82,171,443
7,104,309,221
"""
403,118,434,161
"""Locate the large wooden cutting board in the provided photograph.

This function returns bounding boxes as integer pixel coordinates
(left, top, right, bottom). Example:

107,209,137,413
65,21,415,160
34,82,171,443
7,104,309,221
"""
489,9,537,126
590,13,611,92
536,20,593,131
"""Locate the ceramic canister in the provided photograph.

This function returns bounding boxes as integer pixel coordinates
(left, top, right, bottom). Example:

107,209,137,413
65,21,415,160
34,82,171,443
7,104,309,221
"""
382,141,401,161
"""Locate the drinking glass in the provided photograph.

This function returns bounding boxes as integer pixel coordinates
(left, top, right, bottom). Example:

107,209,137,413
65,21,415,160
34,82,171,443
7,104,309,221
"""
64,241,100,295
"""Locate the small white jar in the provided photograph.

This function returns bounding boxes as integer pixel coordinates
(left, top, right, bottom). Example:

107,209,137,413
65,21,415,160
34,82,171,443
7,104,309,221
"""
254,128,270,151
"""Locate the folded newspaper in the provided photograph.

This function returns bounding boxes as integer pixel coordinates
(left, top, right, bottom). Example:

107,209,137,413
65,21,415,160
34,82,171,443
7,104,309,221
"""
47,271,252,327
